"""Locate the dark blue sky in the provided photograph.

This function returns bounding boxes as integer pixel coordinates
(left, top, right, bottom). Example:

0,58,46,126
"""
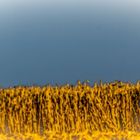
0,0,140,87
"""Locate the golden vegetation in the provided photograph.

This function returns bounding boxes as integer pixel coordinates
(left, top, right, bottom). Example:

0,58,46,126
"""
0,81,140,139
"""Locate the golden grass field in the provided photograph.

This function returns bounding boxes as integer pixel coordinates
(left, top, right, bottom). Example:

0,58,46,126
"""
0,81,140,139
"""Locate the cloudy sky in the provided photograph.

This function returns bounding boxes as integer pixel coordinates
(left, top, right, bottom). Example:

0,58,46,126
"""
0,0,140,87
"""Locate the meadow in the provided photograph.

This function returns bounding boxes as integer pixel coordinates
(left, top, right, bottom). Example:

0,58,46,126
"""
0,81,140,139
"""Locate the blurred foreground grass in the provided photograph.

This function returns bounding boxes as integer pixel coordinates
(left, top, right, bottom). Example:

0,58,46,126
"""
1,131,140,140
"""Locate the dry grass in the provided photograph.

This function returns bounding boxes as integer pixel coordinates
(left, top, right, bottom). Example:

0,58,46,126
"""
0,81,140,139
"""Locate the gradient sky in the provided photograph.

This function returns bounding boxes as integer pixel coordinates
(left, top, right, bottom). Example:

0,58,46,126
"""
0,0,140,87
